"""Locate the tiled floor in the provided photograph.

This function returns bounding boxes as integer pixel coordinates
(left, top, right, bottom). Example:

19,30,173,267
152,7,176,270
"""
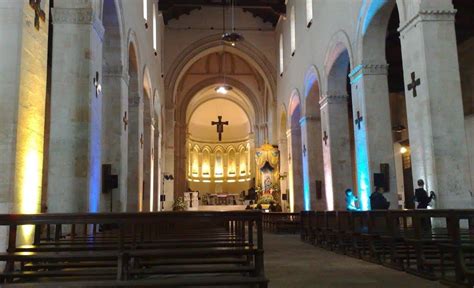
264,233,444,288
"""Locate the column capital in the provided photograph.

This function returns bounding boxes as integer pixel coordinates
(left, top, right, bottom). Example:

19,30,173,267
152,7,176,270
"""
398,9,456,36
349,63,389,84
52,8,93,25
319,94,348,107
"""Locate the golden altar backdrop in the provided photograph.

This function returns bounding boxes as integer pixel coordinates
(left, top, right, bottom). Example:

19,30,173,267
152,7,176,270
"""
255,144,280,193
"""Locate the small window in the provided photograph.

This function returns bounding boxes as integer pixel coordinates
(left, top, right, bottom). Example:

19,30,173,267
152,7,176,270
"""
290,6,296,56
279,34,284,75
153,3,157,54
306,0,313,28
143,0,148,28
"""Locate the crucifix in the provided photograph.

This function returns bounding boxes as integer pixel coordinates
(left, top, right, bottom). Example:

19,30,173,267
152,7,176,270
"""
211,116,229,142
302,145,307,157
29,0,46,31
354,111,363,130
122,112,128,131
323,131,329,146
407,71,421,98
140,133,144,149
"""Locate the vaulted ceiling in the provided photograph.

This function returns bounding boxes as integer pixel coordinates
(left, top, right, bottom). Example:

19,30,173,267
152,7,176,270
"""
158,0,286,26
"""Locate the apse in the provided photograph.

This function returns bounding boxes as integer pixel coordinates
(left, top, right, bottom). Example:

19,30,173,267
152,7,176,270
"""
186,92,254,195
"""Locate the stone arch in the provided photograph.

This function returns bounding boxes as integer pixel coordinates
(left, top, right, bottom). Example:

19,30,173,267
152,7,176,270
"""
303,65,322,117
165,35,276,107
354,0,407,65
324,30,353,95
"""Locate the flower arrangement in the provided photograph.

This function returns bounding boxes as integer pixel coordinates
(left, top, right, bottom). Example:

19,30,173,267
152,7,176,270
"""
172,197,187,211
257,194,274,205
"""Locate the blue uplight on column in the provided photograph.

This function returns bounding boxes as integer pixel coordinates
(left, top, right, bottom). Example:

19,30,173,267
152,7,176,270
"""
302,145,311,211
356,126,371,211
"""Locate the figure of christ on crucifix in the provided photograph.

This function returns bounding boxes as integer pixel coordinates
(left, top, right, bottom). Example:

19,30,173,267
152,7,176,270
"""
211,116,229,142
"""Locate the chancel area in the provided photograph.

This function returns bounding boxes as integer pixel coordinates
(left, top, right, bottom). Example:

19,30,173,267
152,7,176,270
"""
1,0,474,287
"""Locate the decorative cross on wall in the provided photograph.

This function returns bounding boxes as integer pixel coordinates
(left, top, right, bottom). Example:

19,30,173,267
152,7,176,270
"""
29,0,45,31
211,116,229,142
140,134,144,149
407,72,421,98
122,111,128,131
93,71,101,98
354,111,363,130
323,131,329,146
302,145,307,157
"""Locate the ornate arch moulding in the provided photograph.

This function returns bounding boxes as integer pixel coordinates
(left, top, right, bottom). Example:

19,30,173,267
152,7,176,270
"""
348,63,389,84
398,9,457,36
52,7,105,41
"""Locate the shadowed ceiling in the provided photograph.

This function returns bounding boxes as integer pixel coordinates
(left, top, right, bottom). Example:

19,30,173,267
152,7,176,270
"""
158,0,286,26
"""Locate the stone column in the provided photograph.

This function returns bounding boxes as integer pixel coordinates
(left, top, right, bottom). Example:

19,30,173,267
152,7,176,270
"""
47,5,104,213
101,65,126,212
0,1,49,246
300,116,325,210
287,129,304,212
398,8,472,208
127,91,141,211
278,138,289,212
320,94,353,210
348,64,398,210
163,107,175,211
173,121,186,200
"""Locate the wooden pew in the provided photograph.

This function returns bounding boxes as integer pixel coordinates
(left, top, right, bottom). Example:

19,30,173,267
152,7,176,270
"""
262,212,300,234
300,209,474,286
0,211,269,287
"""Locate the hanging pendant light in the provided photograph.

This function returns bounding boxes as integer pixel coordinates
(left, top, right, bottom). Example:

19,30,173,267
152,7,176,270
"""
221,0,244,46
215,1,235,95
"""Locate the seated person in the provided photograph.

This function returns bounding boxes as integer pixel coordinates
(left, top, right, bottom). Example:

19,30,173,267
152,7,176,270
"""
345,188,359,211
274,203,282,212
370,187,390,210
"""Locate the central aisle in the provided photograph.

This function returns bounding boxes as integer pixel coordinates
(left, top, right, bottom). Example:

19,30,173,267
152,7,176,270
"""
263,233,444,288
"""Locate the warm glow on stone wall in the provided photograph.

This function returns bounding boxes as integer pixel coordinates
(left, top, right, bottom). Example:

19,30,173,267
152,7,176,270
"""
13,1,49,243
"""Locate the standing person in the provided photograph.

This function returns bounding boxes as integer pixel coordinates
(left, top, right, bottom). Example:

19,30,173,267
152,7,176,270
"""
414,179,436,209
345,189,359,211
370,187,390,210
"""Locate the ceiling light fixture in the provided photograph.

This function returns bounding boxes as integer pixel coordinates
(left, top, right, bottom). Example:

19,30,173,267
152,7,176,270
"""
221,0,244,46
215,85,232,94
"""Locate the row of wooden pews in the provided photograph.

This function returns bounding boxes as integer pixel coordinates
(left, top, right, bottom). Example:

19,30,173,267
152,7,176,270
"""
262,213,300,234
0,211,268,287
300,209,474,287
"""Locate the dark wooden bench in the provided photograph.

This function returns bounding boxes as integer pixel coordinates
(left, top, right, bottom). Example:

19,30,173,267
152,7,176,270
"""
0,211,269,287
263,212,300,234
300,209,474,286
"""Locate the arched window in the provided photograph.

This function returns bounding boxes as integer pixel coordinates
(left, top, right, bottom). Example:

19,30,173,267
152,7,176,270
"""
152,3,157,52
202,149,210,177
143,0,148,23
290,6,296,56
228,149,236,176
306,0,313,27
215,150,223,177
279,34,284,75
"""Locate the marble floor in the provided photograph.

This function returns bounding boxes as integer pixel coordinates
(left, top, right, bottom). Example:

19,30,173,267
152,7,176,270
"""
264,233,445,288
